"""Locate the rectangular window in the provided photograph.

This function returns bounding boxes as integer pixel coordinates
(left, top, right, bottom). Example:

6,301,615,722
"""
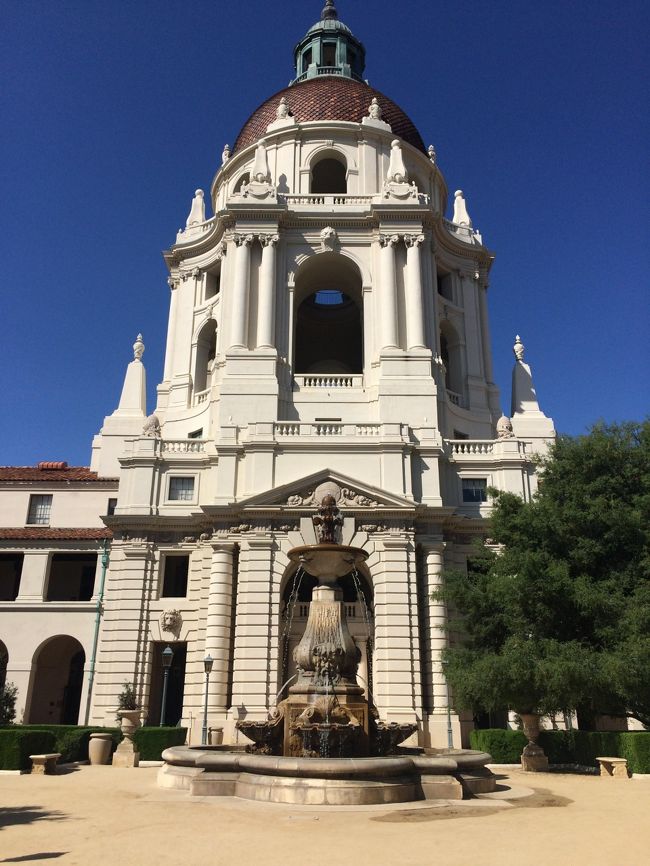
462,478,488,503
323,43,336,66
187,429,203,440
168,477,195,501
46,553,97,601
161,555,189,598
27,494,53,525
0,553,23,601
107,498,118,516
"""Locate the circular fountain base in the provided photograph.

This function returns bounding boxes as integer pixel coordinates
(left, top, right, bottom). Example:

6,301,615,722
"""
159,747,496,805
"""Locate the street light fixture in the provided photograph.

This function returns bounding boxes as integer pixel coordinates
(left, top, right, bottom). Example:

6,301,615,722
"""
160,644,174,726
441,655,454,751
202,654,214,746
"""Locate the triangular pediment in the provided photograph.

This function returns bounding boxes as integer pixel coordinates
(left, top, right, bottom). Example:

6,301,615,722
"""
238,469,415,510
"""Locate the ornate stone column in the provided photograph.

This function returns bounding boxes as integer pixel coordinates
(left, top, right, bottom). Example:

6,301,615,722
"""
205,543,235,713
230,234,254,348
404,234,426,350
421,542,448,714
162,277,178,381
256,233,279,349
378,235,400,349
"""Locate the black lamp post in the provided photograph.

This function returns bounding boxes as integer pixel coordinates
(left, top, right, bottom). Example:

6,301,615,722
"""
201,654,214,745
160,645,174,726
441,656,454,751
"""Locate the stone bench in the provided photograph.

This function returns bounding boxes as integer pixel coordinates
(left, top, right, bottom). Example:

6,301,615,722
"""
29,753,61,775
596,756,629,779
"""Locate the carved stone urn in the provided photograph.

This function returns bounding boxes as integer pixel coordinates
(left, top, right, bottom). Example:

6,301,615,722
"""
519,712,549,772
88,732,113,765
113,710,141,768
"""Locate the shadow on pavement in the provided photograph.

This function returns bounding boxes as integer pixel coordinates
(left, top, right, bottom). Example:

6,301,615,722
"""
0,807,67,830
2,855,67,863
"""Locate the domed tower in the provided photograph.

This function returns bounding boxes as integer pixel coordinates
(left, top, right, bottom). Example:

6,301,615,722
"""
93,2,553,748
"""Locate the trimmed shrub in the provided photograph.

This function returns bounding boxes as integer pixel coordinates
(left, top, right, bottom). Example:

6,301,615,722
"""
0,729,56,771
133,726,187,760
471,728,650,773
19,725,120,763
469,728,527,763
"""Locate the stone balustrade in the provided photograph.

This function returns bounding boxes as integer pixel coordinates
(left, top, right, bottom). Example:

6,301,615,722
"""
160,439,206,454
294,374,362,390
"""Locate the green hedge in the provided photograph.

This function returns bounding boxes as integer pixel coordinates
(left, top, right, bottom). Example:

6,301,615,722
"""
20,725,120,763
0,729,56,771
469,728,528,763
133,727,187,760
470,728,650,773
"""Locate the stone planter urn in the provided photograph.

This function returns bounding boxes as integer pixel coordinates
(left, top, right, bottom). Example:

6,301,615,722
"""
519,712,549,772
88,732,113,765
113,709,141,768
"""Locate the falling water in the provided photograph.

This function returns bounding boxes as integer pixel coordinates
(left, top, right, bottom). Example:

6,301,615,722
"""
351,567,373,653
280,566,305,686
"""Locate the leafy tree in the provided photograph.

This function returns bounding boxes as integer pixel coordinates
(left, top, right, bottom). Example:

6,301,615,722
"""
438,421,650,725
0,682,18,726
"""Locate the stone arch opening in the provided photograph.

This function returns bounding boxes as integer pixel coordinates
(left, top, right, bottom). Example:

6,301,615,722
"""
0,639,8,690
234,171,250,194
311,156,347,194
294,253,363,375
194,319,217,394
27,635,85,725
440,321,463,400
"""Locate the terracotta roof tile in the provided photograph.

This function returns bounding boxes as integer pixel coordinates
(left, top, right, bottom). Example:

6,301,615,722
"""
234,76,426,154
0,528,112,540
0,466,117,483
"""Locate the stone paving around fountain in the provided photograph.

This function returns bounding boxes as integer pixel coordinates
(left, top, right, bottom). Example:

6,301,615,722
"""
1,765,649,866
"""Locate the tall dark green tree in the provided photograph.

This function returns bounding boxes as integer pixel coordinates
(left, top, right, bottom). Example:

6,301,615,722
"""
438,421,650,725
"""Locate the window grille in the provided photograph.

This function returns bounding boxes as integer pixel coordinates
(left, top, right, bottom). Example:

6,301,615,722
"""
27,494,52,525
168,477,195,501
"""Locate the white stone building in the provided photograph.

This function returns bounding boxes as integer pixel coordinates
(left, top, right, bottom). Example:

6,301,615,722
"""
0,2,555,746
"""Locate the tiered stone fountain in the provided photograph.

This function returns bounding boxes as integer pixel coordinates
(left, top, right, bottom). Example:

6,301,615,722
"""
159,497,496,805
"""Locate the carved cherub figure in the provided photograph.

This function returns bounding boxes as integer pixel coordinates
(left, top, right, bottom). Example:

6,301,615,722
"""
312,494,343,543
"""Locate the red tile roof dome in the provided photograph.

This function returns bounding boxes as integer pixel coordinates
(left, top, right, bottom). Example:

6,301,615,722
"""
233,76,426,155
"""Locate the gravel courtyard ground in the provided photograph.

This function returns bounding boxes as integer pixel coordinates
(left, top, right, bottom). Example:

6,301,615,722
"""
0,765,648,866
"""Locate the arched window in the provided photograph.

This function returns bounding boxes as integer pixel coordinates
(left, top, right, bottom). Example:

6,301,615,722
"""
194,320,217,394
311,157,347,194
294,253,363,374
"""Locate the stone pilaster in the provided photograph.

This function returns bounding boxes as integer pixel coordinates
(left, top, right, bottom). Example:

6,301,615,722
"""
404,234,426,350
230,234,254,348
205,543,235,712
229,537,276,716
371,536,423,727
256,234,279,349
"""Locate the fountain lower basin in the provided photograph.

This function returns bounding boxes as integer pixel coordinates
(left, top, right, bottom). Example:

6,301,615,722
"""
159,746,496,805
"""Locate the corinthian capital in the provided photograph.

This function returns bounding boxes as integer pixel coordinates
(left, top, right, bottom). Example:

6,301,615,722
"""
379,234,400,248
259,233,280,247
234,233,255,247
404,233,425,248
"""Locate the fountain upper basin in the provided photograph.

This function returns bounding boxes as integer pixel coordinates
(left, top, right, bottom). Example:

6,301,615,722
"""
288,543,368,583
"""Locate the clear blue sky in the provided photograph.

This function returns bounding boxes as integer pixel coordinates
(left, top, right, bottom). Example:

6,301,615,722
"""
1,0,647,466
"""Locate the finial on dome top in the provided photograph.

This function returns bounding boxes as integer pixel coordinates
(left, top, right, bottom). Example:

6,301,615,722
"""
321,0,338,20
513,335,525,362
133,334,145,361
